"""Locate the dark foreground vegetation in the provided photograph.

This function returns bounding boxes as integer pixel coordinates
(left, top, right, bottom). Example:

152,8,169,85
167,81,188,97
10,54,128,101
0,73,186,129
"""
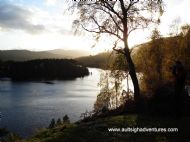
0,59,89,81
1,114,190,142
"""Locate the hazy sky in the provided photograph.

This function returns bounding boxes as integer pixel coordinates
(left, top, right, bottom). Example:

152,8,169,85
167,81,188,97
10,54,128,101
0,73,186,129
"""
0,0,190,54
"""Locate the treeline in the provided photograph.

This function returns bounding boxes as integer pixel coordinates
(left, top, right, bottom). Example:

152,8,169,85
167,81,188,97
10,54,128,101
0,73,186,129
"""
133,25,190,92
48,115,70,129
76,52,114,69
93,24,190,113
0,59,89,81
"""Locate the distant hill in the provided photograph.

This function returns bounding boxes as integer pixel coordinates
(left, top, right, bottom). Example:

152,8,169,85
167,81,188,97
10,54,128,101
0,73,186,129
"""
47,49,90,58
0,49,90,61
0,49,112,69
76,52,114,69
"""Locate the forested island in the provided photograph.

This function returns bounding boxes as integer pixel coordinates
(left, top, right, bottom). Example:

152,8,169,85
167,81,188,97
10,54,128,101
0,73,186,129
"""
0,59,89,81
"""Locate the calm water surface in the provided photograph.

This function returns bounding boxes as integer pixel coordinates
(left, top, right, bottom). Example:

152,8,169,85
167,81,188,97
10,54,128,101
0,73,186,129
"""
0,68,101,137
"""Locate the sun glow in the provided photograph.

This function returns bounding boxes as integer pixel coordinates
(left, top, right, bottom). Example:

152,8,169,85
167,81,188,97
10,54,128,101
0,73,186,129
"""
0,0,190,53
20,33,90,51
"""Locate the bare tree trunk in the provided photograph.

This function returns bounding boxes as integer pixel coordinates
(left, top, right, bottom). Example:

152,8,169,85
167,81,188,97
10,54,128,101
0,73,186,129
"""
124,45,140,105
115,79,118,108
126,73,129,93
121,7,140,104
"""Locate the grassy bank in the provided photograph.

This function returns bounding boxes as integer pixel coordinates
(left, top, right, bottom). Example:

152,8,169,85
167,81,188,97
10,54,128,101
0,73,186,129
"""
11,114,188,142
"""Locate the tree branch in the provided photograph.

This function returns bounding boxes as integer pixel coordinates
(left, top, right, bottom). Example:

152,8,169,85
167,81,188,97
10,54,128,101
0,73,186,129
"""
113,47,125,54
101,1,123,20
97,7,124,33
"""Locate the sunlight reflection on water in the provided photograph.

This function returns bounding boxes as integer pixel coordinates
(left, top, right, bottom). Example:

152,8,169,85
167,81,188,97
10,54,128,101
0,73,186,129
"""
0,68,135,137
0,68,101,137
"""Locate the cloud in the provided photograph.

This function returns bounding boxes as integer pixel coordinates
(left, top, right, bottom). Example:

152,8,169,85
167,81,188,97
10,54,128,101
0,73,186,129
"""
44,0,57,6
59,29,72,35
0,2,45,34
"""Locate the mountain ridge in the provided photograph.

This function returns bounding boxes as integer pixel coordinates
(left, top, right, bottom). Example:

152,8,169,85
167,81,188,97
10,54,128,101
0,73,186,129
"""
0,49,90,61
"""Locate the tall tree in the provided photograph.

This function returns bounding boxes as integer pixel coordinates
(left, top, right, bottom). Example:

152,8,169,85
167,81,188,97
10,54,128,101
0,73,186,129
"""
70,0,163,104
